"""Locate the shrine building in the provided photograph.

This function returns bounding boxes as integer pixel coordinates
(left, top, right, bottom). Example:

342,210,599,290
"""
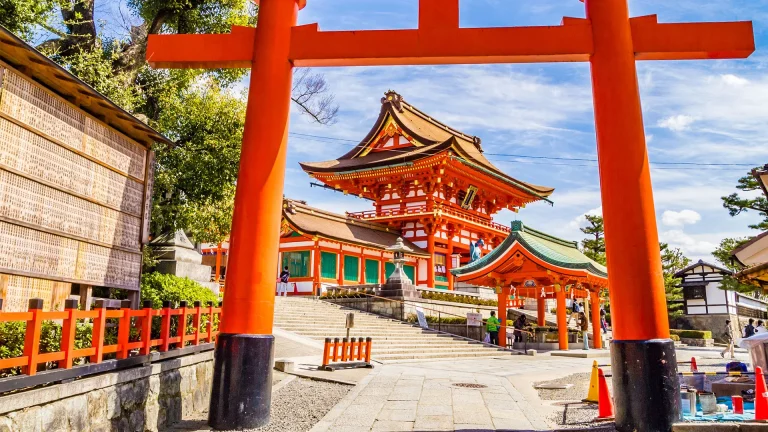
299,91,555,291
451,220,609,350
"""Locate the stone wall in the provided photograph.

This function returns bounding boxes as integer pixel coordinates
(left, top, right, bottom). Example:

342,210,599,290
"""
671,313,743,343
327,297,496,322
0,351,213,432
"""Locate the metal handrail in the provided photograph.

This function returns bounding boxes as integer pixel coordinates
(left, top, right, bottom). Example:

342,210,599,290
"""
323,286,534,353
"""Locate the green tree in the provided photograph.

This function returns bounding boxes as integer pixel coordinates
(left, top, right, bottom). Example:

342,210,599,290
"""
660,243,690,318
1,0,337,244
580,214,606,265
721,168,768,231
713,237,753,272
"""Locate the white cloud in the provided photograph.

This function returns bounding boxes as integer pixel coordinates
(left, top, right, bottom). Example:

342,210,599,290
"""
568,206,603,230
721,74,749,87
659,230,718,257
658,115,696,132
662,209,702,227
646,134,654,143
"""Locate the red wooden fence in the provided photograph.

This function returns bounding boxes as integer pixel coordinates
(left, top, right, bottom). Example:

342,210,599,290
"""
0,298,222,377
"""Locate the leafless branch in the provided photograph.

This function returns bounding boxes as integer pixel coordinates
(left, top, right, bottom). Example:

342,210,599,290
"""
291,68,339,125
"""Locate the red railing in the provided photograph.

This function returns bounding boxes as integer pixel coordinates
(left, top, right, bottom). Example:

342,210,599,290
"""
0,298,222,377
348,205,511,233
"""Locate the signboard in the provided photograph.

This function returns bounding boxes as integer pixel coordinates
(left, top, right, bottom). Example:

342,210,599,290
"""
415,306,429,329
467,312,483,327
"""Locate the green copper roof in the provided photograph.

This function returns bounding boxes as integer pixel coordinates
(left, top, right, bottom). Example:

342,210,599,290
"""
451,221,608,278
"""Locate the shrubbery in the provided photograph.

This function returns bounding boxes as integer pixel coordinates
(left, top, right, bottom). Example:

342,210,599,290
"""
670,334,681,342
0,273,218,378
670,329,712,340
406,313,467,324
420,291,497,307
140,272,219,309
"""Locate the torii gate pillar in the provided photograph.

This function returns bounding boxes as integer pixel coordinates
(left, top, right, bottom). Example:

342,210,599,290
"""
206,1,299,429
587,2,679,430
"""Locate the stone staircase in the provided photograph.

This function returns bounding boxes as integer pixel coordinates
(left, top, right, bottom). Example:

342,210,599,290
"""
273,297,511,363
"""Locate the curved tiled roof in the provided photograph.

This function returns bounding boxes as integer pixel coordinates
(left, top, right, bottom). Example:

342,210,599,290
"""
283,199,429,257
300,91,554,198
451,220,607,278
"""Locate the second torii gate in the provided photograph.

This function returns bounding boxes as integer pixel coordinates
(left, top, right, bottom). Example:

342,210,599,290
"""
146,1,755,431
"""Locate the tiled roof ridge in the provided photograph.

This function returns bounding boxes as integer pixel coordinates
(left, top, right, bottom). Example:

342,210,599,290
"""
515,222,578,249
283,198,395,234
384,90,482,151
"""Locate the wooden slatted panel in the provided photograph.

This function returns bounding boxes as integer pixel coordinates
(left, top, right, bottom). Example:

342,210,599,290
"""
0,70,85,151
85,118,146,179
0,222,140,289
0,170,141,249
0,118,144,216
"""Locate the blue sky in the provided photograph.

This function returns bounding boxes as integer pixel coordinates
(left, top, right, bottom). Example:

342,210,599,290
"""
99,0,768,262
276,0,768,262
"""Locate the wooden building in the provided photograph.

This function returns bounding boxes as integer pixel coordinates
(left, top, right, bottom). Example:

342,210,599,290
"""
278,199,429,295
300,91,555,290
674,260,768,331
0,28,164,311
731,165,768,290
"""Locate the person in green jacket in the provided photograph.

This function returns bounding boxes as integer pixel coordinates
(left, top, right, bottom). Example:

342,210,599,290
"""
487,311,501,345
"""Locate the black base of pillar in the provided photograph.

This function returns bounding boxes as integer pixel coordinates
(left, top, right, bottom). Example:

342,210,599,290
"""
208,334,274,430
611,339,680,432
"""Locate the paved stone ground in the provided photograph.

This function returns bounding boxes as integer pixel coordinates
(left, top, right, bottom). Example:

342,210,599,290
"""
310,354,596,432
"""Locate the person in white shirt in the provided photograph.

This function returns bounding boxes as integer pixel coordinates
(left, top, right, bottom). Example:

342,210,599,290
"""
756,320,767,335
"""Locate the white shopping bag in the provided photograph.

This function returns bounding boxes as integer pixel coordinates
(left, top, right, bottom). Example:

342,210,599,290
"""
483,333,490,343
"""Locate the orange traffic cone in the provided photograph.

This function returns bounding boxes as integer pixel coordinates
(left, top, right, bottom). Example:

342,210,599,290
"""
690,357,698,372
597,368,615,420
756,366,768,421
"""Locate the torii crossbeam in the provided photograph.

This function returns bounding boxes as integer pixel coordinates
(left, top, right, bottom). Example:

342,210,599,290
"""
146,1,754,431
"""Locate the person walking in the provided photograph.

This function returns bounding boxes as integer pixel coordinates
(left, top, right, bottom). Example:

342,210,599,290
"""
579,312,590,350
568,301,580,326
721,319,735,359
487,311,501,345
277,266,290,297
745,319,756,338
600,307,608,333
514,315,527,343
756,320,767,334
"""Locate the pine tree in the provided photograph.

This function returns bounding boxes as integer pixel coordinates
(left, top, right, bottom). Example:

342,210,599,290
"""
660,243,690,319
580,215,606,265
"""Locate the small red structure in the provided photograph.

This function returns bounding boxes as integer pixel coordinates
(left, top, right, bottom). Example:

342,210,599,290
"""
452,221,608,350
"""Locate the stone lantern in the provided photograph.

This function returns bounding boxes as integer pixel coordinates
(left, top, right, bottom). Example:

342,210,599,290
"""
380,237,419,299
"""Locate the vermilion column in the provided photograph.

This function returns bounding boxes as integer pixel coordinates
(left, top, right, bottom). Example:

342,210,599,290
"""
497,287,510,348
208,0,300,429
537,296,546,327
556,288,568,351
590,291,602,349
427,235,435,287
586,0,680,430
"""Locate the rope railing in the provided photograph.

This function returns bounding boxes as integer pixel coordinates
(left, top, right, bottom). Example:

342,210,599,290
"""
0,298,222,378
323,286,534,352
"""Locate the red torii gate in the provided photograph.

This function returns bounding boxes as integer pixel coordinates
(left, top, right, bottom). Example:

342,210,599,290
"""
146,1,754,430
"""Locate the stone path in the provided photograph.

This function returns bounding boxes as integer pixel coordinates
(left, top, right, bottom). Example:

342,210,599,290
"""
310,355,595,432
